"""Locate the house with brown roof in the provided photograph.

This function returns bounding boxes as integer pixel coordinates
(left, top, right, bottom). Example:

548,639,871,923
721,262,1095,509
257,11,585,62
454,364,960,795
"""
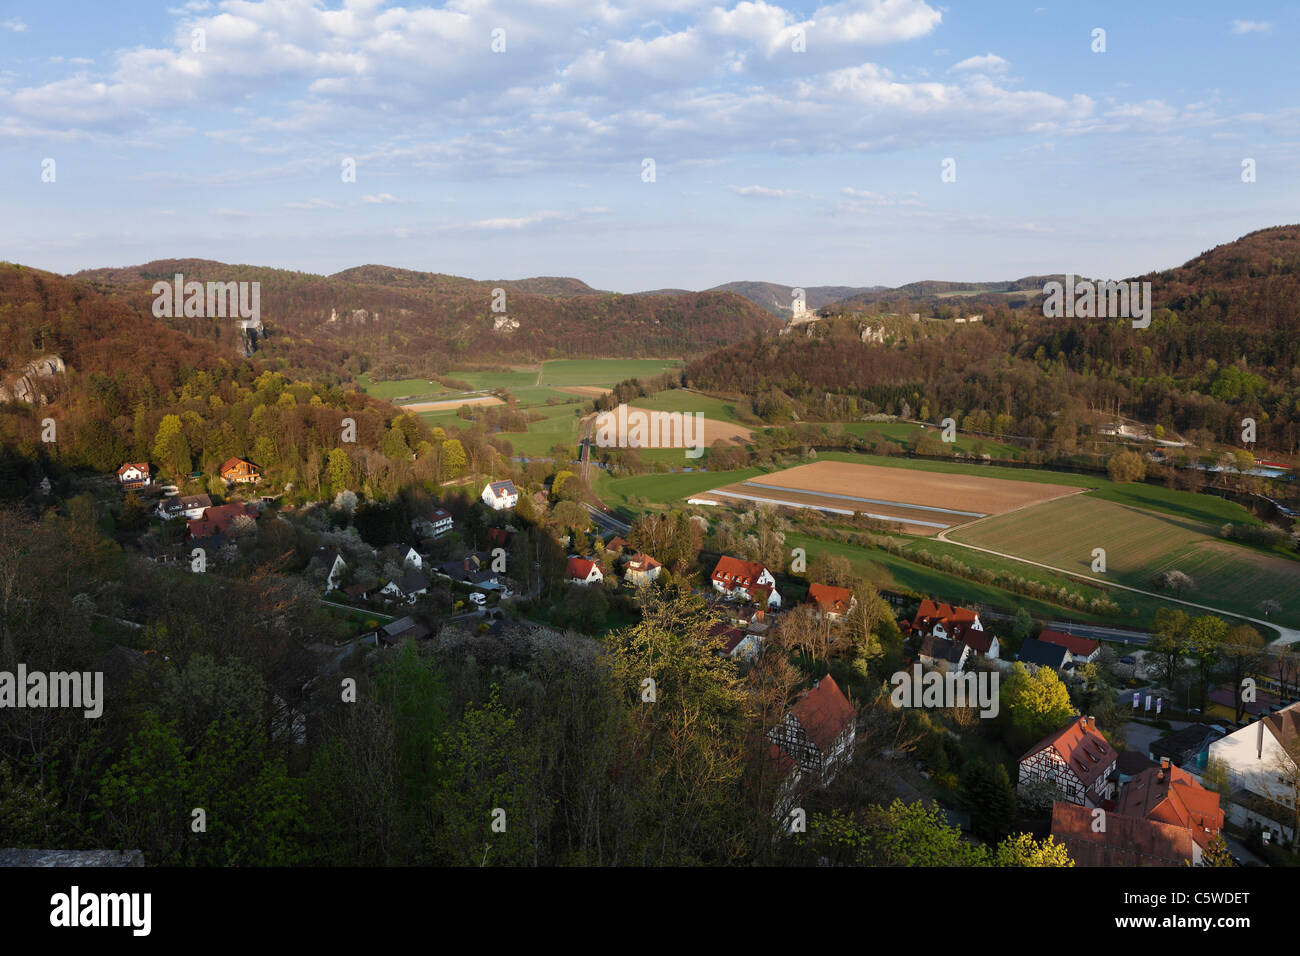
1117,758,1224,854
805,583,856,623
1018,715,1119,808
604,535,629,555
711,556,781,607
909,598,996,659
1050,801,1199,866
1037,628,1101,664
565,556,604,586
624,552,662,587
705,620,761,661
186,502,258,542
219,457,261,483
116,462,153,490
766,674,856,785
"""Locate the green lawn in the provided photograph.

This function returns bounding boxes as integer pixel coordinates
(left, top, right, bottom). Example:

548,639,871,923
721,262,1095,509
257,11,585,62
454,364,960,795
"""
358,374,445,401
537,358,682,386
949,495,1300,628
841,421,1025,458
595,466,763,512
630,389,745,423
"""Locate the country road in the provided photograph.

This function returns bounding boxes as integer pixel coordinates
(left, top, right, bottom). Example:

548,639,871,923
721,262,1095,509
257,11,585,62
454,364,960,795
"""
935,525,1300,646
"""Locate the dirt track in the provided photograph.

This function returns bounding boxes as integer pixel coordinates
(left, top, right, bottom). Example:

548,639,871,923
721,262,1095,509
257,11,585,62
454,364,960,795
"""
400,395,505,412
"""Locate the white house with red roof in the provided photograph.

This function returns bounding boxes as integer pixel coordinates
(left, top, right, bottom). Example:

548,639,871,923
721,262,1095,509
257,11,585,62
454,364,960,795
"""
805,582,856,622
565,556,604,586
910,598,997,659
711,556,781,607
481,479,518,511
623,552,662,587
766,674,856,785
1018,715,1118,808
1037,628,1100,664
116,462,153,490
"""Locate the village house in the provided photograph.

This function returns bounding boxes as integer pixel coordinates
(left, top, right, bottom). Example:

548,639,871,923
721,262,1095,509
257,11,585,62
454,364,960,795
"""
1148,723,1224,769
380,544,423,572
604,535,629,555
156,493,212,521
486,527,515,551
623,552,662,587
1017,636,1071,671
380,569,430,605
1050,802,1199,867
706,620,762,662
116,462,153,490
1203,702,1300,846
918,634,969,672
805,582,856,623
219,457,261,484
481,479,519,511
310,547,349,592
411,508,454,540
565,557,604,586
186,502,258,543
1116,758,1225,858
1037,628,1101,665
367,615,431,648
710,556,781,607
766,674,856,786
1018,715,1119,808
909,598,996,659
436,552,502,590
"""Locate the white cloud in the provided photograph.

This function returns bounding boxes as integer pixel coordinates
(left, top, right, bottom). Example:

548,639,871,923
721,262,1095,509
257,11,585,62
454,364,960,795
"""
361,193,406,205
951,53,1008,73
0,19,27,33
283,198,337,209
1231,20,1271,34
730,184,793,198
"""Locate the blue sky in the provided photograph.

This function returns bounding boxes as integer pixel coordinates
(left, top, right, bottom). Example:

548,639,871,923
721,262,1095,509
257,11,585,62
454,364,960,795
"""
1,0,1296,291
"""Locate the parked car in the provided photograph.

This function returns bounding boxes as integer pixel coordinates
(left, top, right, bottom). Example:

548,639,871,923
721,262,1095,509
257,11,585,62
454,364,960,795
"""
1119,656,1136,665
468,592,486,606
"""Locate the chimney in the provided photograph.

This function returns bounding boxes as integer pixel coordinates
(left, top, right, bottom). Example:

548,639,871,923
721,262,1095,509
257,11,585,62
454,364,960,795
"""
1158,756,1169,781
1257,716,1264,760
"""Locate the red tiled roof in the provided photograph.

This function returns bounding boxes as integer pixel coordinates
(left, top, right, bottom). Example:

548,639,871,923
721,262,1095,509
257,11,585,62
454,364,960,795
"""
187,502,256,539
910,598,982,643
1117,763,1225,848
626,553,661,572
1038,628,1101,658
790,674,855,754
566,557,599,580
117,462,150,476
1051,802,1195,866
807,582,853,615
605,536,629,553
1020,717,1118,790
711,555,768,589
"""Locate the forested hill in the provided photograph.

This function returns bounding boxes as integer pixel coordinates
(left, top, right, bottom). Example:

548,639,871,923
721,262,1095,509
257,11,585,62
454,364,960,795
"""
74,259,784,376
685,227,1300,456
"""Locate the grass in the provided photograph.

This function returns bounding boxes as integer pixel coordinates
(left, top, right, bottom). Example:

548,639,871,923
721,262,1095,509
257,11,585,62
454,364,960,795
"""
630,389,745,423
537,358,682,387
949,495,1300,628
783,532,1122,624
357,374,444,401
595,466,764,513
841,421,1025,458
